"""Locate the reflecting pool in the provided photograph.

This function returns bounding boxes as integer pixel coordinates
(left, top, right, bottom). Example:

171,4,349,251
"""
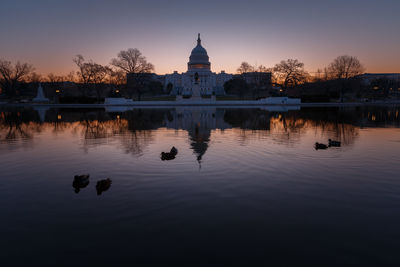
1,105,400,266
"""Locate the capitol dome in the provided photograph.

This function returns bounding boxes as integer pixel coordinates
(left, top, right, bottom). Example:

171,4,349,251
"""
188,34,211,71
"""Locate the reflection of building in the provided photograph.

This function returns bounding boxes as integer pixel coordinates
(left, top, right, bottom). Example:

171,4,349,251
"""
189,125,210,164
164,34,232,96
165,107,231,164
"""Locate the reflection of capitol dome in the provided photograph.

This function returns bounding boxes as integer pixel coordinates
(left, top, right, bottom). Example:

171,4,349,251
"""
164,107,231,166
188,33,211,71
189,124,210,164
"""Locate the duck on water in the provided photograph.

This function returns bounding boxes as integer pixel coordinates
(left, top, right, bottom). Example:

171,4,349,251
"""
314,139,341,150
73,174,90,193
328,139,341,147
314,142,328,150
161,147,178,161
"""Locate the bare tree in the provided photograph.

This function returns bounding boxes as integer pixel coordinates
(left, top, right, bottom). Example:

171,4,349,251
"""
73,55,92,85
327,55,365,80
273,59,308,89
236,62,255,74
91,63,111,101
73,55,91,97
110,48,154,100
28,72,43,83
326,55,365,102
108,69,125,85
108,69,126,96
73,55,111,99
65,71,77,82
47,73,65,83
110,48,154,74
0,59,34,96
257,65,269,72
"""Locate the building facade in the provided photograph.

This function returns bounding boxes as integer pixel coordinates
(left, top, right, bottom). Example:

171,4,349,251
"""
126,34,273,97
359,73,400,85
164,34,233,96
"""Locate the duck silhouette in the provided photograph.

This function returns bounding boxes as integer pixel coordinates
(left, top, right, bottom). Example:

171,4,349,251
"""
96,178,112,195
328,139,341,147
314,142,328,150
161,146,178,161
72,174,90,193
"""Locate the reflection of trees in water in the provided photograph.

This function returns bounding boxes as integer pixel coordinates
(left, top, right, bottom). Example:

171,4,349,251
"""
111,109,167,155
224,109,270,130
0,109,43,144
360,106,400,128
116,109,169,155
223,108,371,146
313,120,358,145
77,111,110,141
77,118,153,155
119,128,153,155
224,109,305,146
291,107,368,145
270,116,358,145
76,109,167,155
0,106,398,151
223,109,272,145
124,109,168,131
269,115,304,146
51,121,70,134
0,108,166,156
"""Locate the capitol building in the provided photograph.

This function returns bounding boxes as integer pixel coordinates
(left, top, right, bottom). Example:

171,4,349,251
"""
125,34,271,99
164,34,232,96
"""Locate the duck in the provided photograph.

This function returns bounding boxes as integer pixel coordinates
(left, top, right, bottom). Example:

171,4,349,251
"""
74,174,89,181
328,139,341,147
161,147,178,161
170,146,178,156
72,174,90,193
314,142,328,150
96,178,112,195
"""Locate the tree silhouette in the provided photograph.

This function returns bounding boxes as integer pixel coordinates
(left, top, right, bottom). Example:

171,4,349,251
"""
273,59,309,89
327,55,364,80
0,59,34,97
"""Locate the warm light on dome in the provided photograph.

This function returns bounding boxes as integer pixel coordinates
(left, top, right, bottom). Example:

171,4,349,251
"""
188,33,211,71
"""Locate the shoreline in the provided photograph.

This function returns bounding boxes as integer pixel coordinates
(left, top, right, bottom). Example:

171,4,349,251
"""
1,101,400,109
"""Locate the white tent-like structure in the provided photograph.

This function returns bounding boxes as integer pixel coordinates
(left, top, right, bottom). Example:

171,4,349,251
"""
32,83,49,102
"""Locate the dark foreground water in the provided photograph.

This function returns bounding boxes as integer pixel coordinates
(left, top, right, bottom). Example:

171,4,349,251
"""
1,105,400,266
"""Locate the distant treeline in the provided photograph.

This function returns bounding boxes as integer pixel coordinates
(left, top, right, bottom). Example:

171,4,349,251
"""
1,52,399,103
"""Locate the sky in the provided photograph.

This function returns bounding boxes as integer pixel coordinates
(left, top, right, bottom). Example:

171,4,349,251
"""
1,0,399,75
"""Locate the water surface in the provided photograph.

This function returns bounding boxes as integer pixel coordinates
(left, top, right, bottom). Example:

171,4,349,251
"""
1,105,400,266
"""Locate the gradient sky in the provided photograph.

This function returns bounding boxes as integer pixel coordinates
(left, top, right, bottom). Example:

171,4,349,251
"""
1,0,399,75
